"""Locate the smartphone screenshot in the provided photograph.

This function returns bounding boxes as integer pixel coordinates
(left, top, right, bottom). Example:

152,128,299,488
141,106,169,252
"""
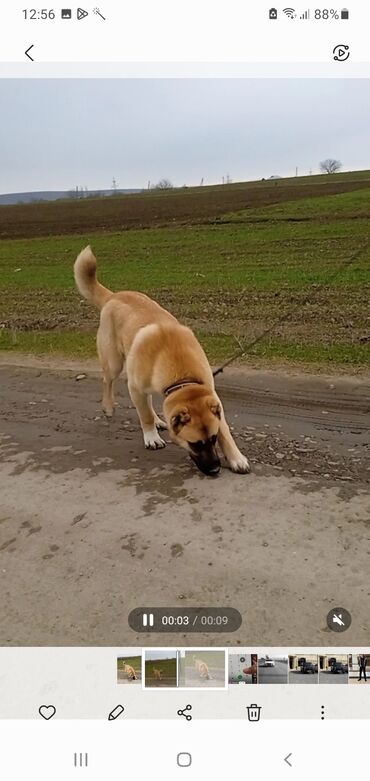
0,1,369,777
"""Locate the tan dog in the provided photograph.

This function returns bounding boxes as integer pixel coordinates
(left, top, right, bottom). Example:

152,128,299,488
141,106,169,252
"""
121,662,138,680
152,667,163,680
74,246,250,476
193,655,211,680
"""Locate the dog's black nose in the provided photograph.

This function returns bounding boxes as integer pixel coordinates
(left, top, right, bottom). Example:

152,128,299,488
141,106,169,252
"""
191,453,221,476
206,464,221,476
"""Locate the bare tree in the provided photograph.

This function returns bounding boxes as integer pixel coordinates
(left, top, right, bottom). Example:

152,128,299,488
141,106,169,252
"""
153,178,174,190
320,159,342,174
111,177,119,195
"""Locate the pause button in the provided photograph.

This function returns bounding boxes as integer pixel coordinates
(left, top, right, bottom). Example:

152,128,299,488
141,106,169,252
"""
143,613,154,627
74,753,88,768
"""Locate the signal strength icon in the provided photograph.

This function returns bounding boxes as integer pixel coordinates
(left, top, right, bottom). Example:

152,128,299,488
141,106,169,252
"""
283,7,296,17
300,9,310,18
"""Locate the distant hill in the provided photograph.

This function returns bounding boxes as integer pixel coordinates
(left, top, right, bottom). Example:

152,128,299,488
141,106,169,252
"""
0,189,142,206
1,170,370,241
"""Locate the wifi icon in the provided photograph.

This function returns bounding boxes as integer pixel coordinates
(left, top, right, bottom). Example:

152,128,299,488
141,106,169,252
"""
283,7,296,17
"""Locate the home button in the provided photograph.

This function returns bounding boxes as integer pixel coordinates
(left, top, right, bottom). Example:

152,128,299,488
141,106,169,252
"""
177,752,192,767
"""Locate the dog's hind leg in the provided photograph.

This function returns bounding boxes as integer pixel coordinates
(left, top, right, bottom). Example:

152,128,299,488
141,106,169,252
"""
128,384,166,449
101,356,124,418
97,325,124,418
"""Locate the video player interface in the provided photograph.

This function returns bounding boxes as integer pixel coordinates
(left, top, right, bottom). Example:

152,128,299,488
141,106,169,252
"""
0,2,369,778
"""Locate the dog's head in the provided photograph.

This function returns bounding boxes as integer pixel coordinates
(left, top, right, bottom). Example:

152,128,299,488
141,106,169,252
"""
164,386,222,476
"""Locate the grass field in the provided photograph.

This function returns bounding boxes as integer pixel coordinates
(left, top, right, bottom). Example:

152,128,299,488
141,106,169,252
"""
183,651,225,668
1,171,369,369
117,655,142,672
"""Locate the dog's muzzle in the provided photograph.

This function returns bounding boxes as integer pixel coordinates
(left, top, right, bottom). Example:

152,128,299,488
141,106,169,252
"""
190,442,221,476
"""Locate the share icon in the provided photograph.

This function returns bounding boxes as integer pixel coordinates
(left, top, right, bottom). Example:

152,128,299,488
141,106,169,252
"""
177,704,192,721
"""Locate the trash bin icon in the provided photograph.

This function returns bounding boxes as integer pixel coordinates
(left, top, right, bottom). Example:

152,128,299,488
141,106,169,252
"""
247,704,261,722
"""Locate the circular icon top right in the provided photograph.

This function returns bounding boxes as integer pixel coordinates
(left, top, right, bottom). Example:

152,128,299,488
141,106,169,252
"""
333,44,350,62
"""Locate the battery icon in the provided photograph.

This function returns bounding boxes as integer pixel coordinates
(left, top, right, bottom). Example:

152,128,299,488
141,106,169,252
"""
341,8,349,19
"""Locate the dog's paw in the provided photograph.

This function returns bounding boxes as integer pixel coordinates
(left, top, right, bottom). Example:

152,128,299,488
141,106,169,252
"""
103,408,114,419
144,429,166,449
228,454,251,474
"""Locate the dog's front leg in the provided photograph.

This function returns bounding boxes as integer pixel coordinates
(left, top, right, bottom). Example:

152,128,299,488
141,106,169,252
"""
128,383,166,450
217,415,250,474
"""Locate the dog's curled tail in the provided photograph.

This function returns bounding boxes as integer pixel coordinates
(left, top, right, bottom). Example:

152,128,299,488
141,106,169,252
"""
74,245,113,309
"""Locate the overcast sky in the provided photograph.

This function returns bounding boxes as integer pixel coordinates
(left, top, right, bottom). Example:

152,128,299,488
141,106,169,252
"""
1,79,370,193
145,651,177,661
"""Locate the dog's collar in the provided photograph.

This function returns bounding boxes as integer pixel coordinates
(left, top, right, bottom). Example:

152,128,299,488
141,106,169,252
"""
163,379,203,398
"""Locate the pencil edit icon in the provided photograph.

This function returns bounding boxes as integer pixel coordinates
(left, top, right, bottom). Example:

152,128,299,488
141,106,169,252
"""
108,705,124,721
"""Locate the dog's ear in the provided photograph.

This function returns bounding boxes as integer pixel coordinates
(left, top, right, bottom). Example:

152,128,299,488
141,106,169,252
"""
209,401,221,419
171,409,191,433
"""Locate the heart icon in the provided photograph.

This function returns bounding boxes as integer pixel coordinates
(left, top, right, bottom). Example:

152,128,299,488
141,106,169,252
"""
39,705,56,720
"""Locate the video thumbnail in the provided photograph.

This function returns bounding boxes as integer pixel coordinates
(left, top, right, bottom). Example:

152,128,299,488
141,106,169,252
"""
228,653,258,684
179,650,226,688
144,651,178,688
349,653,369,684
318,655,348,684
289,655,318,684
258,654,288,684
117,654,142,684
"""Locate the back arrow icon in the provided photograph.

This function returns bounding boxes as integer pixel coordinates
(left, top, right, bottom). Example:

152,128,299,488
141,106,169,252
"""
284,753,293,767
25,45,34,61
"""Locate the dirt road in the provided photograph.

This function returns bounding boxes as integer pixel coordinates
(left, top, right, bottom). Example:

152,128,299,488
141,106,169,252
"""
0,356,369,647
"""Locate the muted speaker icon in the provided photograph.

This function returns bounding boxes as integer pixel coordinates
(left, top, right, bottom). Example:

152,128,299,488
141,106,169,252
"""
327,607,352,631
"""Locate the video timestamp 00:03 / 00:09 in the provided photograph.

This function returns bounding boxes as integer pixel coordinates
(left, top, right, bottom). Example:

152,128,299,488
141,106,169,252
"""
128,607,243,633
161,614,229,627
